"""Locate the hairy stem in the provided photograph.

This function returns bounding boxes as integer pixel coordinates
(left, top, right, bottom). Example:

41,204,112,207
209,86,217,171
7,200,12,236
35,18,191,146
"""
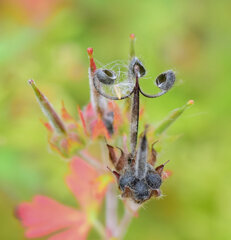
135,130,148,179
79,150,103,170
91,219,107,239
89,69,107,117
105,184,118,238
114,207,134,239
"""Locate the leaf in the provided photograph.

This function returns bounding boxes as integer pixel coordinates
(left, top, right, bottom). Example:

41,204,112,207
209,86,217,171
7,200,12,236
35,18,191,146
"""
61,101,73,122
66,157,112,213
16,195,89,239
77,105,88,136
92,118,110,139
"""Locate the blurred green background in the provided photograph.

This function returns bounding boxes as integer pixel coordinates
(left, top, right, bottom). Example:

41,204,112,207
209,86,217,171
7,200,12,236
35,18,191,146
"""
1,0,231,239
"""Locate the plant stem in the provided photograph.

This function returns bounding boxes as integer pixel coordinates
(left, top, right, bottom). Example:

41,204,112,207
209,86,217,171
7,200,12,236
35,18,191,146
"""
114,208,133,239
130,73,140,154
106,183,118,238
92,218,107,239
115,200,140,239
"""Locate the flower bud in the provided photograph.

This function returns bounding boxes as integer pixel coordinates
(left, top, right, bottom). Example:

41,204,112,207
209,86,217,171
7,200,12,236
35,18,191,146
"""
130,33,136,58
155,99,194,135
28,79,66,134
87,47,96,73
156,70,175,91
95,69,117,85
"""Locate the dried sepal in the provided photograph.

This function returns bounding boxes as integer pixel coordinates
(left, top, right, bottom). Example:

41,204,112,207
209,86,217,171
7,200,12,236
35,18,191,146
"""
106,144,117,167
107,166,120,181
121,186,133,198
115,147,126,171
151,189,162,198
149,141,158,166
106,144,126,171
155,160,170,177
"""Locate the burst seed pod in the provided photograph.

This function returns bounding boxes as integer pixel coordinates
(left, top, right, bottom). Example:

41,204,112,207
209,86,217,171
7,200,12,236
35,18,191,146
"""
129,57,146,78
156,70,175,91
95,69,117,85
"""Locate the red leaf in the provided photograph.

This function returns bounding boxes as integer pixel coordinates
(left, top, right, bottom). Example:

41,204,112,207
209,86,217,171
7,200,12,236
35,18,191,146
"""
92,118,110,139
16,195,89,239
66,157,111,211
77,105,88,136
85,103,95,119
108,101,122,132
48,226,89,240
61,101,73,121
41,120,53,132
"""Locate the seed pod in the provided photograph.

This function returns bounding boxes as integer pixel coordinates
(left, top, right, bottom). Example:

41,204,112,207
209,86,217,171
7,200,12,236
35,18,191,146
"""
146,171,162,189
95,69,116,85
156,70,175,91
129,57,146,78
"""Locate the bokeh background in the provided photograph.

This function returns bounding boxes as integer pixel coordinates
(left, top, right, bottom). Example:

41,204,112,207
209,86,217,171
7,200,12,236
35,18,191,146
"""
1,0,231,239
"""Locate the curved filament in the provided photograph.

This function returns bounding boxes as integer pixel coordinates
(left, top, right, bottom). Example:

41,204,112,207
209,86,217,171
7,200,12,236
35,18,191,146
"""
139,87,167,98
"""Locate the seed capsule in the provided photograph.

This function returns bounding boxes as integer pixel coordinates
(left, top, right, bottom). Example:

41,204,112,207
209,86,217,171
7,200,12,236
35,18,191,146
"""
146,171,162,189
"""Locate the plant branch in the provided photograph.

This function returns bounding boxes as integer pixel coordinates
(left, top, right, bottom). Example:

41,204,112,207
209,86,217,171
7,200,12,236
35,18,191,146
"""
105,184,118,238
91,218,107,240
114,207,133,239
